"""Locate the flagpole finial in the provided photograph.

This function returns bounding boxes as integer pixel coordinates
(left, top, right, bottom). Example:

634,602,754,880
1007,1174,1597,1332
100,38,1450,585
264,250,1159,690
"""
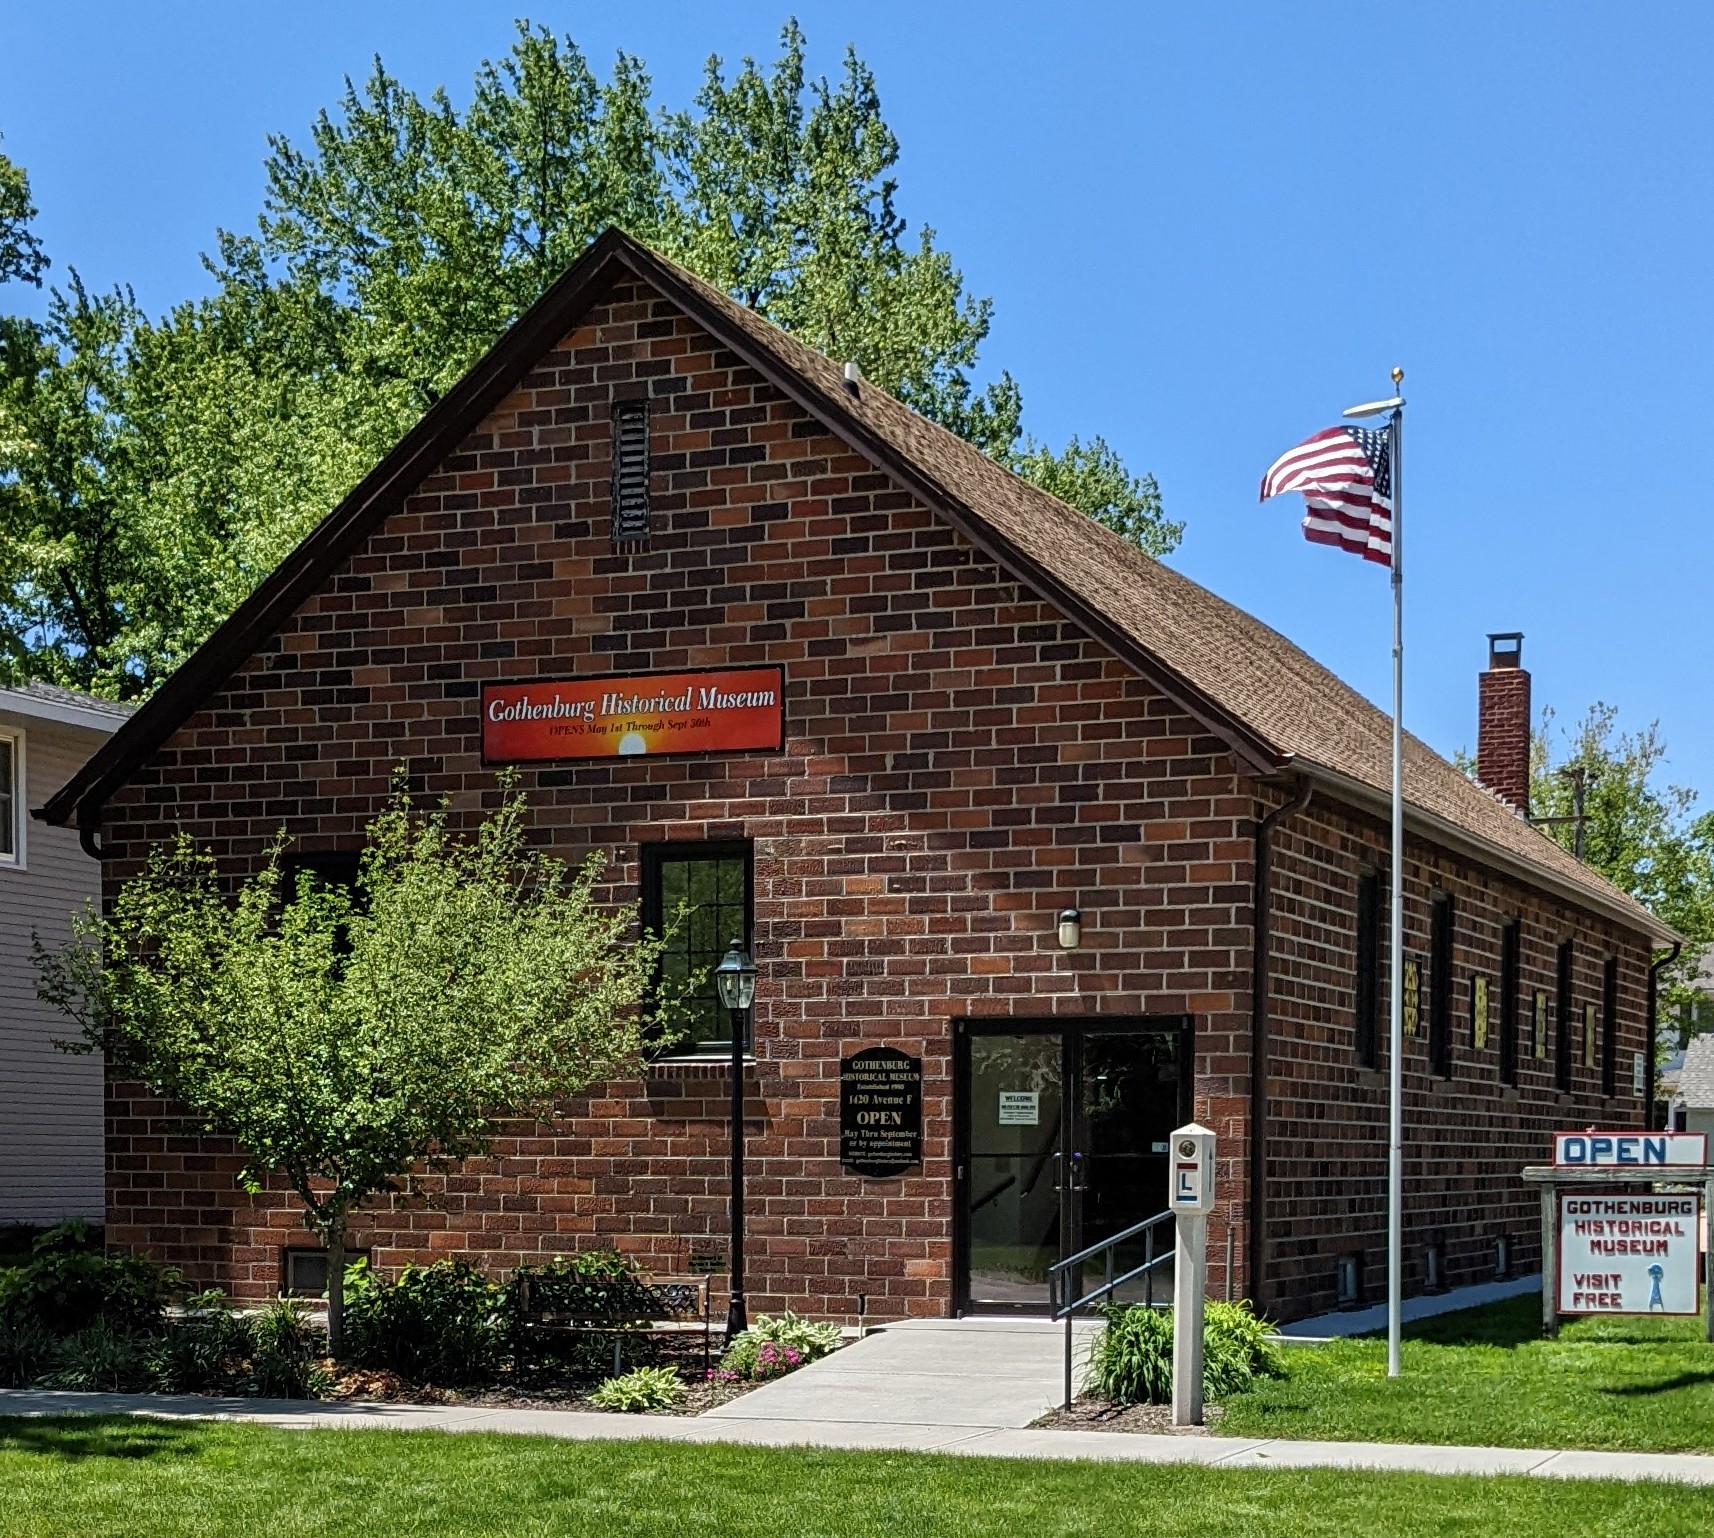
1391,366,1404,387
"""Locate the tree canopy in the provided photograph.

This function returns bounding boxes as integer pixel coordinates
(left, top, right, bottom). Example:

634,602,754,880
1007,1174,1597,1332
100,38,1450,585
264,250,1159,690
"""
37,784,660,1353
1530,703,1714,1033
0,21,1176,698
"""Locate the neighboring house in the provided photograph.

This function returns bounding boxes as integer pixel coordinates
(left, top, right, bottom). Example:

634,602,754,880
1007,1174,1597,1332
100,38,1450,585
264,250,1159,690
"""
1674,1035,1714,1142
0,682,132,1227
42,230,1682,1322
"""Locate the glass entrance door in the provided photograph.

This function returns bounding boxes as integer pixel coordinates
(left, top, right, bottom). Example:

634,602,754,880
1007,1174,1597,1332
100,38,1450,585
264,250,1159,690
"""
956,1019,1190,1314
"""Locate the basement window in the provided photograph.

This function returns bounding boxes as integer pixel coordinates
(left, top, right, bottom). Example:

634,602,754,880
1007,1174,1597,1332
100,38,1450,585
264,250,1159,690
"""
610,398,652,544
282,1246,370,1298
1336,1253,1363,1309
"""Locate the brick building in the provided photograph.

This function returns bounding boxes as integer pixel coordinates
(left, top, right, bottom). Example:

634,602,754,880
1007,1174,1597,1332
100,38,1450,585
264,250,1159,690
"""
41,231,1678,1323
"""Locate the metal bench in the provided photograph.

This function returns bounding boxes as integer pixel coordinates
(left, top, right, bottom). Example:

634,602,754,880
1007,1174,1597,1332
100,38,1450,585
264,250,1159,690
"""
510,1272,712,1376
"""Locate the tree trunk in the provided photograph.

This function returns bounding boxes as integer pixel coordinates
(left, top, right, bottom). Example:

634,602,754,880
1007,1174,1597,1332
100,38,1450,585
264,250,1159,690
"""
325,1214,347,1361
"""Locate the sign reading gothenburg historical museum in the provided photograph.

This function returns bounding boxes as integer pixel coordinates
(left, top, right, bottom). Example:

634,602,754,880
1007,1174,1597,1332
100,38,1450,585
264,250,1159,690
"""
1558,1194,1700,1316
482,667,784,764
840,1047,922,1177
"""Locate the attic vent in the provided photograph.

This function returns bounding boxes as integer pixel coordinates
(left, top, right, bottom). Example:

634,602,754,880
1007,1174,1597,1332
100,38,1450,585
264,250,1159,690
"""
610,399,651,544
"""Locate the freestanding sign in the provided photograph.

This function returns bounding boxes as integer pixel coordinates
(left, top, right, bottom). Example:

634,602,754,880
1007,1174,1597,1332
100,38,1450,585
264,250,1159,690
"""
1558,1194,1700,1316
1553,1131,1707,1169
1169,1122,1216,1428
839,1048,922,1177
1526,1129,1714,1341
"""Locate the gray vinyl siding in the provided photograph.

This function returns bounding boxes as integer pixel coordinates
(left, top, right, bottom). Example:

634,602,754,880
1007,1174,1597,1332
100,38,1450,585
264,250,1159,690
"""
0,711,106,1224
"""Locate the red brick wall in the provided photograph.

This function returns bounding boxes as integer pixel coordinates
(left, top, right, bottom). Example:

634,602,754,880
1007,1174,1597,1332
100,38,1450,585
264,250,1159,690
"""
1263,797,1652,1318
97,277,1258,1320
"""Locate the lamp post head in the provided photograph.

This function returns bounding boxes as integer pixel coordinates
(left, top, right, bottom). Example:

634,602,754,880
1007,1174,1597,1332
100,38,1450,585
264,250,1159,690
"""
714,938,757,1012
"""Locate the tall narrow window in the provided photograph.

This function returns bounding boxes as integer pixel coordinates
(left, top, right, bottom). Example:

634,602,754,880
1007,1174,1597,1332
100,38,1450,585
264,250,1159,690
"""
0,730,17,864
1428,896,1454,1078
1555,939,1574,1092
642,841,753,1055
610,398,651,544
1354,872,1381,1068
1499,920,1520,1086
1601,956,1619,1099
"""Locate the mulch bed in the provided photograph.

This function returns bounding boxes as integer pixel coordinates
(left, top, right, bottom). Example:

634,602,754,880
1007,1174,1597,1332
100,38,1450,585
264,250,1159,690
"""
322,1365,759,1415
1031,1395,1227,1435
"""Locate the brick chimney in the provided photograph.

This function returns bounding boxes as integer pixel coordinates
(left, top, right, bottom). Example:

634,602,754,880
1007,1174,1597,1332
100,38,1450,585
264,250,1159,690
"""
1477,632,1530,817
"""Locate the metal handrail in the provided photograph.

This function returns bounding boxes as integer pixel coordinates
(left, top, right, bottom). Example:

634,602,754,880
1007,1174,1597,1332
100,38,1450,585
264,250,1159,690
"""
1049,1208,1174,1284
1048,1207,1175,1407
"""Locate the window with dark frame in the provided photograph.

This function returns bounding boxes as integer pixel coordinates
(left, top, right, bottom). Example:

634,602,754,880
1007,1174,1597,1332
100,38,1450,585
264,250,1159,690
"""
0,731,16,862
610,398,651,544
278,850,364,953
1428,895,1454,1078
1354,872,1381,1068
1499,920,1520,1086
1555,939,1574,1092
1601,955,1619,1099
642,841,753,1055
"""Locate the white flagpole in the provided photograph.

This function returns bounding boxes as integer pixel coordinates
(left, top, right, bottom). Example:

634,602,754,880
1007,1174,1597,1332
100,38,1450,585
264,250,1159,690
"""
1386,372,1405,1380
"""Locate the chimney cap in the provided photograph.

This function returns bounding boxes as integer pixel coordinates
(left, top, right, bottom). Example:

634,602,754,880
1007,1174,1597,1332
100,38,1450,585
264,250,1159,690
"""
1487,632,1524,669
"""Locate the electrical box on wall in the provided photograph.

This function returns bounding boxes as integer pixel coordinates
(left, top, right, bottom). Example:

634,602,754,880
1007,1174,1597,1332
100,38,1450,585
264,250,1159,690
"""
1169,1122,1216,1215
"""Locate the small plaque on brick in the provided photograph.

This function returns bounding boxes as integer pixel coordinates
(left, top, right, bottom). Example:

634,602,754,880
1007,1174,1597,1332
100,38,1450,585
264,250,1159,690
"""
687,1247,726,1275
840,1046,922,1178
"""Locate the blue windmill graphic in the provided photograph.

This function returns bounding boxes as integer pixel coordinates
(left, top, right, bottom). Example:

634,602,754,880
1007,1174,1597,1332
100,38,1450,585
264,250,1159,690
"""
1647,1263,1666,1311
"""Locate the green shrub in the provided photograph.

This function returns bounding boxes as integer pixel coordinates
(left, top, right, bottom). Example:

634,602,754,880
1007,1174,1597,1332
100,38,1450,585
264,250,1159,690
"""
41,1321,150,1391
1084,1302,1174,1405
1201,1300,1282,1399
718,1311,842,1382
0,1222,176,1337
0,1316,57,1387
343,1259,505,1384
145,1291,253,1395
1084,1299,1282,1406
589,1365,685,1412
249,1298,328,1399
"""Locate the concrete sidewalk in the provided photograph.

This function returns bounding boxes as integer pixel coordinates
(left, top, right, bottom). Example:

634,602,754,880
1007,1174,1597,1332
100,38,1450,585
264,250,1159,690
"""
4,1384,1713,1485
7,1311,1714,1490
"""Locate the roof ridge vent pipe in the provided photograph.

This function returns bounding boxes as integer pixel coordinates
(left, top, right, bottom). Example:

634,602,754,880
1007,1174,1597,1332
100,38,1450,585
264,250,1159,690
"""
842,361,860,395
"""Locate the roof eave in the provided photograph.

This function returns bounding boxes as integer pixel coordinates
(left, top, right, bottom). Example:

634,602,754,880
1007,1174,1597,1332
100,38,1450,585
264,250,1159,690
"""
1290,757,1683,948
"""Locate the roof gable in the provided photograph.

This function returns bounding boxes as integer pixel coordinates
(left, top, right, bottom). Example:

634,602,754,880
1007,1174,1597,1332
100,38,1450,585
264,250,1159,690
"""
37,230,1676,943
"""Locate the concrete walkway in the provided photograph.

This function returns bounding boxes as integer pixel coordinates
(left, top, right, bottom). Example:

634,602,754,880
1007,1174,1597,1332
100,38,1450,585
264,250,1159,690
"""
4,1315,1714,1486
1277,1274,1543,1339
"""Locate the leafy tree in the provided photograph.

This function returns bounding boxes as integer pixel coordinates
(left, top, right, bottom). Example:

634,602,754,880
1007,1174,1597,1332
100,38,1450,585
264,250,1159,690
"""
1530,703,1714,1039
1,21,1178,693
37,784,660,1355
1011,434,1182,556
0,133,48,288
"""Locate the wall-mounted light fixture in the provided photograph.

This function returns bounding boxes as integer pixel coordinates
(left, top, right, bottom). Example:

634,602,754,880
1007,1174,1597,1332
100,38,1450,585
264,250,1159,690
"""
1057,907,1082,950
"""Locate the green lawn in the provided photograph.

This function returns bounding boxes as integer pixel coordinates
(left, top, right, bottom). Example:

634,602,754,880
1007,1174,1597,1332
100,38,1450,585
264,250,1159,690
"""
0,1417,1705,1538
1221,1295,1714,1451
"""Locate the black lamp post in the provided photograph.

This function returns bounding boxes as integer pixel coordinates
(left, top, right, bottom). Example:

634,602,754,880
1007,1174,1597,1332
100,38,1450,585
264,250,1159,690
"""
713,937,757,1342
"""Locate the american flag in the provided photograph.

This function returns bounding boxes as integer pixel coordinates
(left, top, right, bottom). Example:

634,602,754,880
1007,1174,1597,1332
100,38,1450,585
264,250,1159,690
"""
1259,424,1394,566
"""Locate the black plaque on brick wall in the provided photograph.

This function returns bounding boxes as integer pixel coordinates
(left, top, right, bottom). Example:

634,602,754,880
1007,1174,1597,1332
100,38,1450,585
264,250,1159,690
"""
840,1047,922,1177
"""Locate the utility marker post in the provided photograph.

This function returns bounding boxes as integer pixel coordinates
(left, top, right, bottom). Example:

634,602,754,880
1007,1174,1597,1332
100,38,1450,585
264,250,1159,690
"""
1169,1123,1216,1427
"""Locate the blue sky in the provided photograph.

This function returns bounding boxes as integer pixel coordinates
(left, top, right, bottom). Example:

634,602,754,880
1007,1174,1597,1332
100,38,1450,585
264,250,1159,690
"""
6,2,1710,790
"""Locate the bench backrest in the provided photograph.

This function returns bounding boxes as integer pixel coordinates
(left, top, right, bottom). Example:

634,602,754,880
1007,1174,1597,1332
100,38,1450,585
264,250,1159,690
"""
513,1272,707,1325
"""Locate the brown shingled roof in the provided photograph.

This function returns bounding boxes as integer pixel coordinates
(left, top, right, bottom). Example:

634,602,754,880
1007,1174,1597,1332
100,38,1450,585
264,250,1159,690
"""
35,230,1679,944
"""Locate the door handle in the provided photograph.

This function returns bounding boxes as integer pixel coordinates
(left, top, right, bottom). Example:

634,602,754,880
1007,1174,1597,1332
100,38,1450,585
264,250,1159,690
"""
1067,1152,1087,1192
